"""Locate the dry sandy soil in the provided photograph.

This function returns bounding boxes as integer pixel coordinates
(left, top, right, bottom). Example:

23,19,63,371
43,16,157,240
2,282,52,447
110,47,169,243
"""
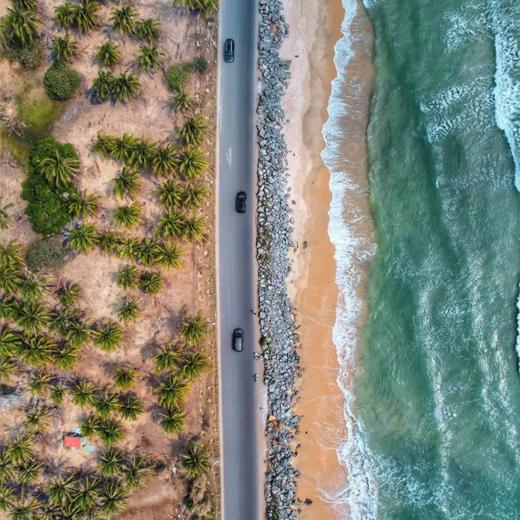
0,0,219,518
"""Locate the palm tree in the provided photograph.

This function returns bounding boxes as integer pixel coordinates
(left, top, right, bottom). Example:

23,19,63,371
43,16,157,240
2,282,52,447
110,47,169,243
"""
54,3,76,29
180,116,207,146
15,301,51,334
156,242,183,269
92,133,117,158
66,224,98,253
178,147,208,179
110,6,138,35
52,33,78,63
182,183,208,208
153,345,181,373
39,149,80,187
9,497,39,520
0,452,14,484
170,89,194,112
49,383,66,405
57,281,81,307
158,179,183,208
47,474,76,507
52,342,79,370
73,0,99,33
96,41,120,68
16,457,41,485
0,485,13,511
113,166,141,199
0,268,22,295
100,480,128,518
67,190,99,219
159,407,185,434
151,144,177,176
12,0,38,10
119,394,143,420
93,322,122,352
133,238,160,266
97,230,122,254
72,476,99,512
122,455,149,488
97,418,123,445
66,318,91,347
5,5,39,46
182,215,207,243
99,447,124,477
0,357,16,382
94,390,120,418
137,45,164,72
156,374,189,409
135,18,160,42
111,133,138,163
114,366,137,390
24,403,51,430
180,440,212,478
0,200,12,230
117,298,139,322
181,351,211,380
139,271,162,295
128,138,156,169
81,414,100,437
90,70,115,102
173,0,217,15
7,435,34,464
180,311,208,345
28,370,52,395
116,265,139,289
155,211,185,239
113,203,141,228
71,379,96,407
0,241,23,270
113,73,141,102
0,327,20,357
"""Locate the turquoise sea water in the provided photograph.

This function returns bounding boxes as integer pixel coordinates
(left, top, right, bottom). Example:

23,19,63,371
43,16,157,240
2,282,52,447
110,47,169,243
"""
355,0,520,518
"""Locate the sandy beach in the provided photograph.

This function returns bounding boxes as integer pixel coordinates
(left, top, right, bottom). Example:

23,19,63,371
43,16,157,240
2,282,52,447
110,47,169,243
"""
281,0,374,517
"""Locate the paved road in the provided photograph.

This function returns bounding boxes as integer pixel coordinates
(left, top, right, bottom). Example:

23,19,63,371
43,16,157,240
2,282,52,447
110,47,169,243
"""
216,1,262,519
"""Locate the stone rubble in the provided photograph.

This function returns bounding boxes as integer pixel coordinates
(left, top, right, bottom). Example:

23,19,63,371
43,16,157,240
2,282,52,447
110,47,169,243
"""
257,1,301,518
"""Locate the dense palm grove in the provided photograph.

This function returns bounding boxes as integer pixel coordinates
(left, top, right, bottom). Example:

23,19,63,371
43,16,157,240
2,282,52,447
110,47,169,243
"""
0,0,218,518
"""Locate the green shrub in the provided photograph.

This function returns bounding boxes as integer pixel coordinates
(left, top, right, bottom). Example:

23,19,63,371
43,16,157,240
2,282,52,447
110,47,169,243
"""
43,64,80,101
11,44,43,69
192,56,208,74
165,63,192,92
26,237,68,271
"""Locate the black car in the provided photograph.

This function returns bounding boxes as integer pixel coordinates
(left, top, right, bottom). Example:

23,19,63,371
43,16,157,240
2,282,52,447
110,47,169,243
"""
232,328,244,352
224,38,235,63
235,191,247,213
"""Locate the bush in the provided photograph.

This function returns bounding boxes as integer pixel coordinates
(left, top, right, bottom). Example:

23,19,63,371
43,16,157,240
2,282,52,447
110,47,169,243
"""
11,44,43,69
165,63,192,92
192,56,208,74
44,64,80,101
26,237,68,271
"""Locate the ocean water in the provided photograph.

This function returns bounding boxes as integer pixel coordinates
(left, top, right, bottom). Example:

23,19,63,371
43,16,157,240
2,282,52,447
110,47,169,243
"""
348,0,520,518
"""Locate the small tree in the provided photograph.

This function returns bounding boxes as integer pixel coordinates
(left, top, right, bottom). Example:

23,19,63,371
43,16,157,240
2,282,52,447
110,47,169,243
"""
67,223,98,253
113,203,141,228
117,298,139,321
71,379,96,407
151,144,177,176
158,180,183,208
119,394,143,421
180,311,208,345
156,242,183,269
180,116,207,146
112,73,141,102
137,45,164,72
67,189,99,219
170,89,194,112
113,166,141,199
114,366,137,390
156,374,189,409
153,345,181,373
178,147,208,179
94,390,121,418
96,41,120,68
99,447,124,478
96,418,123,445
139,271,162,295
116,265,139,289
181,351,211,380
52,33,78,63
180,440,212,478
159,407,185,434
110,6,138,35
57,281,81,307
94,322,122,352
135,18,160,42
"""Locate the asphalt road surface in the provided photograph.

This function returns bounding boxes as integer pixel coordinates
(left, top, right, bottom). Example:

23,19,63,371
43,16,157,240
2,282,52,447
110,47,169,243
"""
216,1,262,519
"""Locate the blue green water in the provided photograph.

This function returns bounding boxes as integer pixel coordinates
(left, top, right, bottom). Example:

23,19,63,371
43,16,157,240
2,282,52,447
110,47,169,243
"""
355,0,520,517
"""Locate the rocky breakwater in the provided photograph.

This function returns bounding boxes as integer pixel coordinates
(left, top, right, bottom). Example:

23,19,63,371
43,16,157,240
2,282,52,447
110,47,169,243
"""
257,1,301,519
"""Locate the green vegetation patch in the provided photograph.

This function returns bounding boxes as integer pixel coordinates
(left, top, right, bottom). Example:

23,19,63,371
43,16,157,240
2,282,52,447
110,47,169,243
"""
26,236,68,271
44,64,81,101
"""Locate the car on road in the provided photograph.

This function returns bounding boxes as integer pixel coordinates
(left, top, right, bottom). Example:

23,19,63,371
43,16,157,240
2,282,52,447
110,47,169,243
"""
224,38,235,63
235,191,247,213
232,328,244,352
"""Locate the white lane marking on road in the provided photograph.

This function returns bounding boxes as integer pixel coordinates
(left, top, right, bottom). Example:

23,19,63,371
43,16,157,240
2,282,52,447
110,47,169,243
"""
226,147,232,169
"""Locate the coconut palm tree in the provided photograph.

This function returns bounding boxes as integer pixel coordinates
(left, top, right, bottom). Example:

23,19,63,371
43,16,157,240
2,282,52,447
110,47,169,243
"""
182,183,208,208
170,89,194,112
66,224,98,253
94,390,120,418
97,418,123,445
0,268,22,295
110,5,138,35
12,0,38,10
110,134,138,163
24,403,52,430
100,480,128,518
0,327,20,357
158,180,183,208
180,116,207,146
117,298,139,322
9,497,39,520
96,41,120,68
66,318,91,347
182,215,207,243
71,379,96,407
81,414,100,437
52,33,78,63
155,210,185,239
5,5,39,46
16,301,51,334
0,201,12,230
173,0,217,15
97,230,121,254
67,190,99,219
0,452,14,484
116,265,139,289
112,73,141,102
178,147,208,179
49,383,66,405
116,237,138,261
99,447,124,477
54,3,76,29
153,345,181,373
113,166,141,199
135,18,160,42
0,241,23,270
90,70,115,102
113,203,141,228
0,297,17,320
39,149,80,187
0,484,13,511
114,366,137,390
57,281,81,307
180,440,212,478
93,322,122,352
156,242,183,269
119,394,143,421
28,370,52,395
122,455,149,489
137,45,164,72
151,144,177,176
92,133,117,158
139,271,162,295
19,274,47,303
0,357,16,382
133,238,160,266
180,351,211,380
159,407,185,434
156,374,189,409
16,457,41,485
180,311,208,345
47,474,76,507
73,0,99,33
52,342,79,370
72,476,99,512
7,435,34,464
128,138,156,169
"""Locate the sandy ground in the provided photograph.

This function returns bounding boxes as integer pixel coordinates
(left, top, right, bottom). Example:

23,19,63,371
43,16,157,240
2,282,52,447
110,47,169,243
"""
281,0,374,518
0,1,219,518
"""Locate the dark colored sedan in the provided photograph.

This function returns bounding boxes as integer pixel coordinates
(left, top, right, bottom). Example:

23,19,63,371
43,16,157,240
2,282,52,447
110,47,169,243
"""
235,191,247,213
232,328,244,352
224,38,235,63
